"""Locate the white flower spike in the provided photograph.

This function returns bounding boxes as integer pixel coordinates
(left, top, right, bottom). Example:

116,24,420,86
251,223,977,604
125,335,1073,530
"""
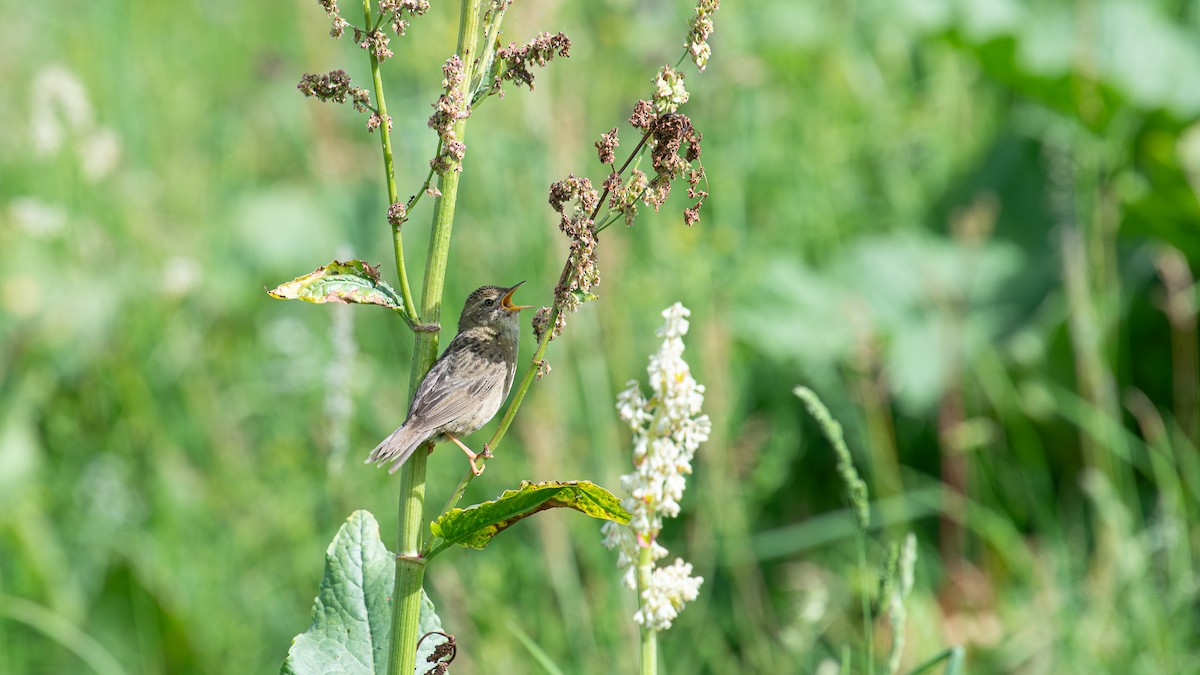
604,302,708,631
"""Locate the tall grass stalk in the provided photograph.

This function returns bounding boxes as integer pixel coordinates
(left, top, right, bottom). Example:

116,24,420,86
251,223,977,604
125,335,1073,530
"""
795,386,873,674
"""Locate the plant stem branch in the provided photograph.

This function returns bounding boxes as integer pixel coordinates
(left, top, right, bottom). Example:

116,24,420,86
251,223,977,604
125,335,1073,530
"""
386,0,486,674
363,1,418,322
400,149,441,220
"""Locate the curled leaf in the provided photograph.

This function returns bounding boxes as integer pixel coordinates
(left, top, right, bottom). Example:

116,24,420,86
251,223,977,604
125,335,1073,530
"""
269,260,406,315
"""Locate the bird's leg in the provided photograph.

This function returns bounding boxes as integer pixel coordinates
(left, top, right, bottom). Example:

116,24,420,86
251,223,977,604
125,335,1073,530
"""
446,433,487,476
410,321,441,333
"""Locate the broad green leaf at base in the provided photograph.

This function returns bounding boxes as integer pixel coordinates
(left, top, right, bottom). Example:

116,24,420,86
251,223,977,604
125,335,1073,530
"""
431,480,631,551
282,510,443,675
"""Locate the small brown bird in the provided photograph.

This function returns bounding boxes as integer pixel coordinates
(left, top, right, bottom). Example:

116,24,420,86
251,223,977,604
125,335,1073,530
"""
366,282,532,476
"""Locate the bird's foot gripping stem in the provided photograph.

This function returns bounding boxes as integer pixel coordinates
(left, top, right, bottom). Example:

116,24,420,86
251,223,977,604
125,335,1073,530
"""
448,435,492,476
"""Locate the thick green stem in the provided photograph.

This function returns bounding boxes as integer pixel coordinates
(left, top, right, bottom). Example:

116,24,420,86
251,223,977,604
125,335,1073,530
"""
387,0,485,673
641,625,657,675
637,545,657,675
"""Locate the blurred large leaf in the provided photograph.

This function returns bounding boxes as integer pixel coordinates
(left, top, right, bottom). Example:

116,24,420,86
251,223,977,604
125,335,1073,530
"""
268,260,406,314
738,261,853,367
430,481,630,552
740,232,1024,413
282,510,443,675
839,232,1023,411
891,0,1200,120
887,0,1200,262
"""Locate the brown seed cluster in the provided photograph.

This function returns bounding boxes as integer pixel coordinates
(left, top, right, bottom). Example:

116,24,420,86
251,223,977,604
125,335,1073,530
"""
595,127,619,165
387,202,407,229
297,70,371,112
428,56,468,173
532,306,552,344
304,0,431,131
319,0,429,40
548,174,598,220
628,100,708,224
495,32,571,92
651,118,705,222
379,0,430,35
318,0,350,38
546,174,600,340
607,168,649,227
355,28,394,61
366,112,392,133
629,100,656,130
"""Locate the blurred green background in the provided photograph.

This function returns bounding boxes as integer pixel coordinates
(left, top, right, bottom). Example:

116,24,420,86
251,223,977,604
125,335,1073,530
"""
3,0,1199,673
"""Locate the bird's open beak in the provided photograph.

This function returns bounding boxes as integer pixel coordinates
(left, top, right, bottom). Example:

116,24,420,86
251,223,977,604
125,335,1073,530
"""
501,281,533,311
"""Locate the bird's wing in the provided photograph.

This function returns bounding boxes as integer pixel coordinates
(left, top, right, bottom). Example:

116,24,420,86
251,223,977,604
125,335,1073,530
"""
406,342,507,431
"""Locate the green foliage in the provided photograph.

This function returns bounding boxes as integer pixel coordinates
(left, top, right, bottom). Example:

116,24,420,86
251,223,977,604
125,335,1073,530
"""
3,0,1199,673
282,511,443,675
430,481,630,553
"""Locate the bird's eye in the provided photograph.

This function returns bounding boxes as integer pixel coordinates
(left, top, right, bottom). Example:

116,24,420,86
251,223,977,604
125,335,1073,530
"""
484,298,495,307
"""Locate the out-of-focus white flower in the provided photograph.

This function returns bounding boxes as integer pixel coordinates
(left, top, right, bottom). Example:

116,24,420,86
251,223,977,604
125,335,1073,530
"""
29,66,122,182
31,66,92,156
162,256,201,297
9,197,67,237
80,127,122,182
604,302,708,632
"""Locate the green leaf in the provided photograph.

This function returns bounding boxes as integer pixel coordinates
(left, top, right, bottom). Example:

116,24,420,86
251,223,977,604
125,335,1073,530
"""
268,260,405,313
430,480,630,551
282,510,444,675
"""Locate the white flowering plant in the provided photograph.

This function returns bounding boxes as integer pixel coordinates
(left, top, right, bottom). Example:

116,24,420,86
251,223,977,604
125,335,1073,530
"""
604,303,710,671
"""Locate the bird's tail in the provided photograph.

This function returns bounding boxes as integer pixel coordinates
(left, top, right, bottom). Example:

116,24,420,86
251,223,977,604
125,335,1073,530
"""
365,424,428,474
